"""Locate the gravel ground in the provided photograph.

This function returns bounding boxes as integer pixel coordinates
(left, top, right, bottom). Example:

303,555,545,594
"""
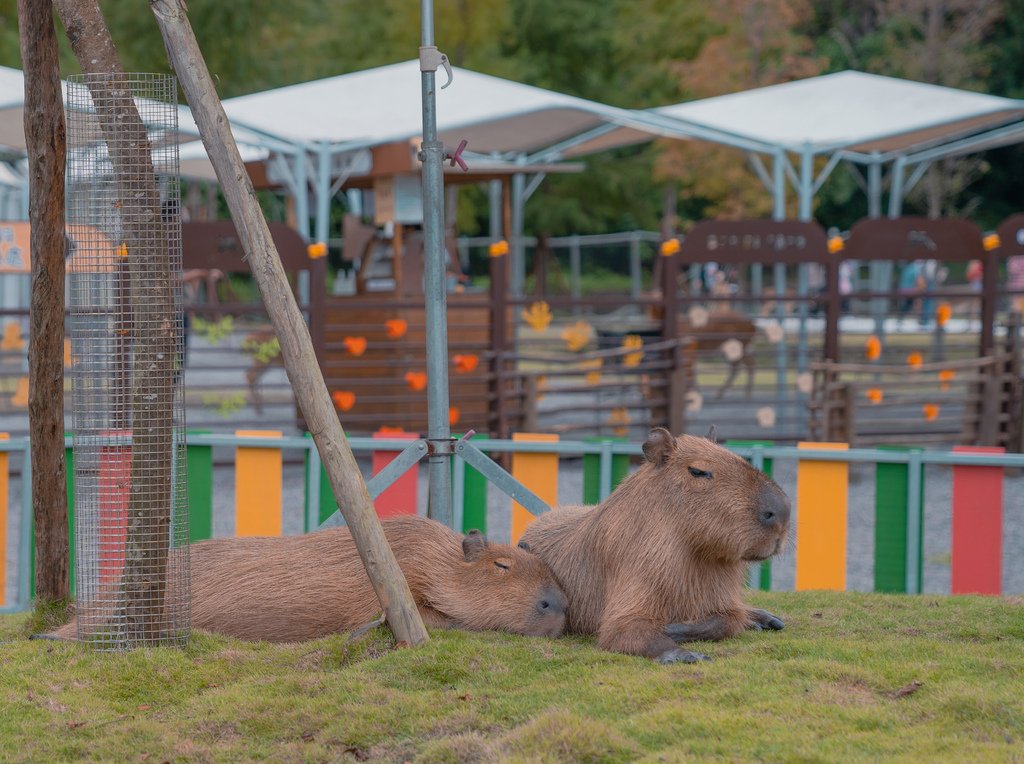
5,446,1023,608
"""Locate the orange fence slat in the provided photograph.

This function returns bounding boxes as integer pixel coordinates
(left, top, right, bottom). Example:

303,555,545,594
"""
510,433,559,544
795,442,849,591
235,430,283,537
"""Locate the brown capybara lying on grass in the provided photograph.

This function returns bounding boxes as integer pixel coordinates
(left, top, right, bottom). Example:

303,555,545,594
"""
519,427,791,664
44,516,567,642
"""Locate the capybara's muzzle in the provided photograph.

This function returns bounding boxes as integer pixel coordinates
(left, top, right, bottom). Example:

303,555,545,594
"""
533,585,568,636
536,585,567,618
756,485,791,532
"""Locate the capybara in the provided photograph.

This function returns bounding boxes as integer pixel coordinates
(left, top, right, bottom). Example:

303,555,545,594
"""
518,427,790,664
44,516,567,642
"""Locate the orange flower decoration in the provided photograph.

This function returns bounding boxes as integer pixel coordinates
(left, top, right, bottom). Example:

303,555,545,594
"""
935,302,952,327
608,407,631,436
488,240,509,257
385,318,408,339
866,388,884,404
522,301,552,332
938,369,955,392
452,354,479,374
561,321,592,352
906,352,923,369
982,233,1000,251
659,238,681,257
622,335,644,368
343,336,367,357
377,426,406,435
117,242,128,258
864,335,882,361
405,371,427,392
585,371,602,386
827,235,845,254
307,241,327,259
448,406,460,426
923,403,940,421
331,390,356,411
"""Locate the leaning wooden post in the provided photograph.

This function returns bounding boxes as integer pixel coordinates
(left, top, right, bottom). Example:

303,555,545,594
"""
149,0,428,646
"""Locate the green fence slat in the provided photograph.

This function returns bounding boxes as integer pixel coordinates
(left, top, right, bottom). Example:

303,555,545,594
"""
583,437,631,505
874,445,924,593
303,432,337,531
461,434,488,535
31,440,74,600
728,440,774,591
186,431,213,543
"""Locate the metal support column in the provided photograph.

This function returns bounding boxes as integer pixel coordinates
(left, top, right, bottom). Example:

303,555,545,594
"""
772,151,788,413
418,3,453,527
867,154,886,338
510,158,527,296
488,178,502,240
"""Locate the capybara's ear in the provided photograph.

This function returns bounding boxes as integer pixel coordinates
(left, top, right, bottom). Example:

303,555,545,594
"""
462,530,487,561
706,424,719,443
642,427,675,467
517,540,532,552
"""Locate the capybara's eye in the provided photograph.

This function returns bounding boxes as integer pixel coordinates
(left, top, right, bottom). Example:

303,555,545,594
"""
494,560,511,570
688,466,714,479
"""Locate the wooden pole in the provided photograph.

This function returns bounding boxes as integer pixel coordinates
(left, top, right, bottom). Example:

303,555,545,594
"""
18,0,70,605
149,0,428,646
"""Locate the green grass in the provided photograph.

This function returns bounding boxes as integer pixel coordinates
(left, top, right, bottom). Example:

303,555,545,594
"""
2,592,1022,762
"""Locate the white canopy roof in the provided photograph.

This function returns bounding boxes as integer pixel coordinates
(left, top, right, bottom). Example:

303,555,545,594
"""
660,71,1024,155
221,59,648,155
558,70,1024,161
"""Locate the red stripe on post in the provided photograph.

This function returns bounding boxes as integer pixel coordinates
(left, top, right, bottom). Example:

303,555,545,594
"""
951,446,1004,595
98,430,131,585
372,431,419,518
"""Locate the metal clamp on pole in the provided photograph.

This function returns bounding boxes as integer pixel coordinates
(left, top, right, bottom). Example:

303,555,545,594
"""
419,46,453,89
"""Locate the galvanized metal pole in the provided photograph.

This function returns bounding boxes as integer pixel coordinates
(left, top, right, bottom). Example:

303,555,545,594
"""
419,0,453,527
772,151,787,417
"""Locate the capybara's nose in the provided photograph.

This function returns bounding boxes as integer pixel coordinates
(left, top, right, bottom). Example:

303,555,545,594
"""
537,586,567,617
757,487,791,529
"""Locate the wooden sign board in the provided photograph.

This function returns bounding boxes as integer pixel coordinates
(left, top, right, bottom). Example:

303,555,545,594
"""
996,213,1024,256
681,220,828,264
845,217,984,262
373,174,423,225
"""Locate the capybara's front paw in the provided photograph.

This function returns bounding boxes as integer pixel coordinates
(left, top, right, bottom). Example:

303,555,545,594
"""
665,616,728,643
747,608,784,631
656,648,711,664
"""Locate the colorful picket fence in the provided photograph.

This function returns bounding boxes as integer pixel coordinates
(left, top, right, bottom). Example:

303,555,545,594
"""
1,432,1020,612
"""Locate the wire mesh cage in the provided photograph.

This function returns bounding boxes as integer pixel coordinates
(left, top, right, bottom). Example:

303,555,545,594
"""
66,73,189,649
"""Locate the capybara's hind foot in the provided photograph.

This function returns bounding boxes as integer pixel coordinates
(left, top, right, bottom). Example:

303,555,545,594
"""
747,608,784,631
657,648,711,664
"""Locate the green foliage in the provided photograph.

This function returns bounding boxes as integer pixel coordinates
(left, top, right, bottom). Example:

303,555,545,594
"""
1,592,1022,761
191,315,234,344
241,334,280,364
200,391,246,417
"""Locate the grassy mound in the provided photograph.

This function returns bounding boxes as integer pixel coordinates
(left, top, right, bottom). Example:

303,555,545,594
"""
2,592,1021,762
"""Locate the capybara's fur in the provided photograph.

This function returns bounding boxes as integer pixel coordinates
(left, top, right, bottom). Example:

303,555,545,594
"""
46,516,567,643
519,428,791,663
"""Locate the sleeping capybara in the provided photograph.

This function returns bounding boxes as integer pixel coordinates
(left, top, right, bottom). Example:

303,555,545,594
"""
518,427,790,664
45,516,567,642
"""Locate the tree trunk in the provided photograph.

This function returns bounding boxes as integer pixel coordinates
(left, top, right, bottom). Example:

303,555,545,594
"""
18,0,70,605
149,0,429,647
55,0,175,643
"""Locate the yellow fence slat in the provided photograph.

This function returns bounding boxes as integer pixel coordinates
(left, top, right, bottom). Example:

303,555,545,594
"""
510,433,559,544
0,433,8,605
235,430,283,537
795,441,849,591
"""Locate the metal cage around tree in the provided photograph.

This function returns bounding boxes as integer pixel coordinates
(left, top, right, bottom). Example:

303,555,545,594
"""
66,72,189,649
